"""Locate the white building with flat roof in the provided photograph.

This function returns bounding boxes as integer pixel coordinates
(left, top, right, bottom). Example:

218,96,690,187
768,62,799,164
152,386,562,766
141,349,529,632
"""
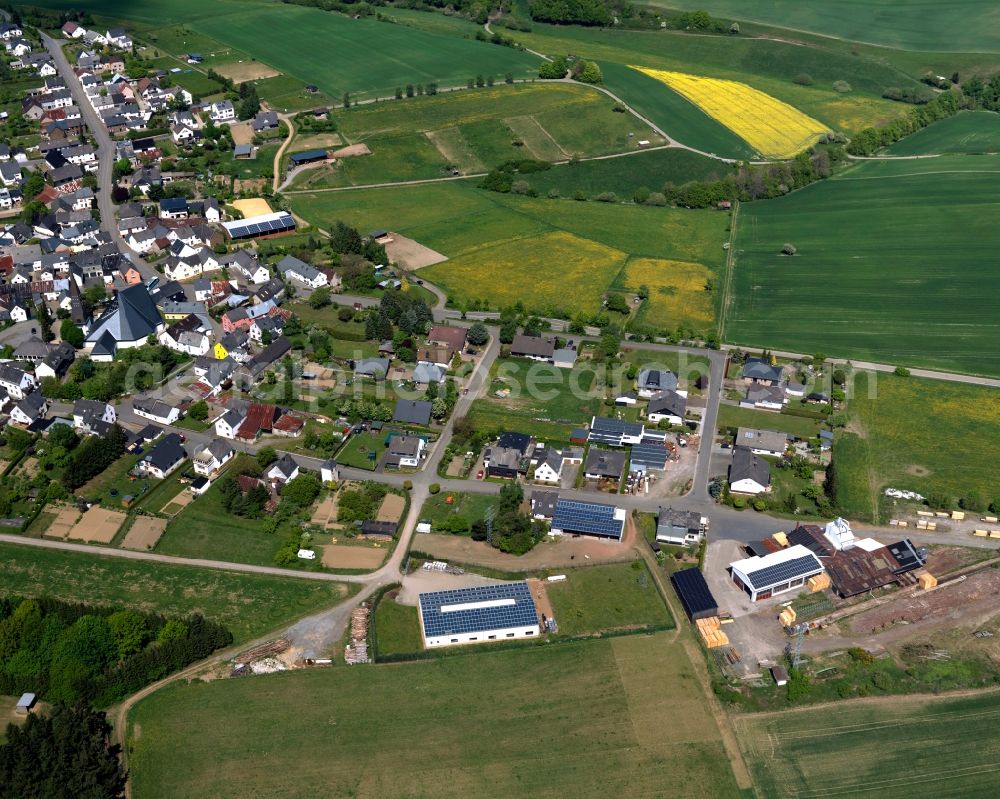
417,582,540,648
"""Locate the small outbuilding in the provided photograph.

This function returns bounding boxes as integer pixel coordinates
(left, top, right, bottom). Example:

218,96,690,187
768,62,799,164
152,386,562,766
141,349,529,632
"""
670,567,718,621
15,693,36,715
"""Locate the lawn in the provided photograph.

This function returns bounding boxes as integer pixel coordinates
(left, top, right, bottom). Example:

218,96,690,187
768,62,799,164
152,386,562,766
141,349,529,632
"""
728,156,1000,376
886,111,1000,155
734,690,1000,798
196,4,541,101
372,594,422,656
335,430,385,471
420,491,498,530
832,371,1000,521
129,632,740,798
546,561,674,637
0,541,353,644
468,357,605,443
716,403,824,439
154,464,280,565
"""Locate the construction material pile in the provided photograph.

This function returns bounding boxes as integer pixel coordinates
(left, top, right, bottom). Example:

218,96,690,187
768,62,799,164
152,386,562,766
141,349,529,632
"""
230,638,290,677
345,605,371,665
695,616,730,648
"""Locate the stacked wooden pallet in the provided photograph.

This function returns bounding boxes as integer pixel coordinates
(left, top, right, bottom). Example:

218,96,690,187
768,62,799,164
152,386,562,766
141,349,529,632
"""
695,616,730,648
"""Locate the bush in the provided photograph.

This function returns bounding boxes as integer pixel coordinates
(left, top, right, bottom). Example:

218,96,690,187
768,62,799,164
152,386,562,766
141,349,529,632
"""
781,243,797,255
833,80,852,93
793,73,814,86
595,191,618,203
894,366,911,377
428,483,440,494
337,307,354,322
402,479,413,491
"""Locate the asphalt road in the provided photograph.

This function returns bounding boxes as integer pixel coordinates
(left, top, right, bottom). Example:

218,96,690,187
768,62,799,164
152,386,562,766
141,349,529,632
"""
42,33,156,282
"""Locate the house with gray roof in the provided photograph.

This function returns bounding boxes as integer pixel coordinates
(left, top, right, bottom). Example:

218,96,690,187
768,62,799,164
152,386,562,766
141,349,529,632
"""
85,284,164,358
729,446,771,495
393,399,432,426
275,255,328,289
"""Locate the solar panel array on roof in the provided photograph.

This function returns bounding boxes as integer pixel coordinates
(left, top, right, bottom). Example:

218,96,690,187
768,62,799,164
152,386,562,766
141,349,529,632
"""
551,498,624,540
223,212,295,240
630,438,669,471
745,553,822,590
419,582,538,638
671,568,719,621
589,416,644,446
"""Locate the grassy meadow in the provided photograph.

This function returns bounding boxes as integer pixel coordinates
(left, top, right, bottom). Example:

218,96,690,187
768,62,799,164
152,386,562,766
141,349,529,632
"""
729,156,1000,376
833,371,1000,521
885,111,1000,155
371,596,422,656
295,83,664,187
291,183,728,325
641,0,1000,52
0,542,353,644
546,561,674,637
735,690,1000,798
715,404,824,439
129,632,741,798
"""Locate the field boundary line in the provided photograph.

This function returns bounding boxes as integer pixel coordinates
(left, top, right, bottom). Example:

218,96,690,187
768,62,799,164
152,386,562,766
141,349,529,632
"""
718,199,739,341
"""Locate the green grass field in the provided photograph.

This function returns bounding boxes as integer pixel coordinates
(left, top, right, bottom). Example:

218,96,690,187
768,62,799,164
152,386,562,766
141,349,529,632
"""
642,0,1000,52
129,632,741,798
0,542,353,644
372,596,422,656
292,182,727,323
735,690,1000,798
547,561,674,637
420,491,498,530
729,156,1000,376
833,371,1000,521
886,111,1000,155
468,357,605,443
522,146,732,199
716,404,824,439
195,5,539,101
296,82,663,187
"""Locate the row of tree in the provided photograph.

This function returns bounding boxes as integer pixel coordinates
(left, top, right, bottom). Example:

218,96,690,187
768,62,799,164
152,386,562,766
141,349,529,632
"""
62,424,128,490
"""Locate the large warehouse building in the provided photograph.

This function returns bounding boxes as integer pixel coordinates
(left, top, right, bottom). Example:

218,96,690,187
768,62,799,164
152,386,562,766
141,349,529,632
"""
417,582,540,648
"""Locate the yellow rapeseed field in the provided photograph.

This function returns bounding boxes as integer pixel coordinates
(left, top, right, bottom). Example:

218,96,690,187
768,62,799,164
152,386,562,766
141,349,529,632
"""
633,67,830,158
622,257,714,331
422,230,627,315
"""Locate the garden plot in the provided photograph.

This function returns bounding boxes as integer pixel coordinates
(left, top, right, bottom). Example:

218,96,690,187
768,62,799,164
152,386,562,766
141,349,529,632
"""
320,544,386,570
376,493,405,524
214,61,281,84
68,506,126,544
384,234,448,270
161,491,193,516
44,505,80,540
121,517,169,551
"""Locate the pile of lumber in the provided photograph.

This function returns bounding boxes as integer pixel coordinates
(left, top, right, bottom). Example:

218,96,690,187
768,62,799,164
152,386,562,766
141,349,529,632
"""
345,604,371,665
695,616,729,648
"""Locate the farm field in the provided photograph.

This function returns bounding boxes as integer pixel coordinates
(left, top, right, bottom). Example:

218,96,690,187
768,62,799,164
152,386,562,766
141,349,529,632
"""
129,632,741,798
293,83,663,187
640,0,1000,52
735,690,1000,798
728,156,1000,376
634,68,830,158
195,4,540,101
292,182,727,321
520,145,732,200
0,541,353,644
832,371,1000,521
511,26,908,136
546,561,674,637
885,111,1000,155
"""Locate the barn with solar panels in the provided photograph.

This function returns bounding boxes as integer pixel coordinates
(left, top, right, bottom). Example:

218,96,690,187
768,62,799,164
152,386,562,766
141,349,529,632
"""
729,544,825,602
550,498,626,541
417,582,540,648
222,210,296,240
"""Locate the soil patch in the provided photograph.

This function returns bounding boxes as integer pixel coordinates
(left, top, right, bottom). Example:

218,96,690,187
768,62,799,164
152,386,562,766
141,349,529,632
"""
214,61,281,84
44,505,79,540
292,133,344,151
230,122,254,146
68,506,126,544
311,494,338,528
162,491,192,515
122,517,168,551
384,234,447,270
320,543,386,569
905,463,931,477
231,197,273,217
376,493,405,524
330,143,370,158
